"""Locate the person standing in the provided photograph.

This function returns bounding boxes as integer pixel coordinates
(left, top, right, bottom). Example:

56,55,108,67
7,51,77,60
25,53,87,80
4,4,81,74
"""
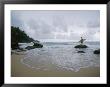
79,37,86,45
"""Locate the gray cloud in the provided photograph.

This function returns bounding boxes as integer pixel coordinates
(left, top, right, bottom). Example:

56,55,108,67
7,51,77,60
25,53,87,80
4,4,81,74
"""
11,10,100,41
87,21,100,28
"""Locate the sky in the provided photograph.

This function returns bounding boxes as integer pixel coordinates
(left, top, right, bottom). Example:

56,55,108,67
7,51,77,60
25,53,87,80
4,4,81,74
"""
11,10,100,42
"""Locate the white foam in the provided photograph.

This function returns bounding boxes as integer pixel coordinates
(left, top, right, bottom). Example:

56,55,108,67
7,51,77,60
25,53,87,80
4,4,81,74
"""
21,42,100,72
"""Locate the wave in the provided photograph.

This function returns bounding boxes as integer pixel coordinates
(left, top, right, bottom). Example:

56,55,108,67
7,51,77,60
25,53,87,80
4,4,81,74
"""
20,42,100,72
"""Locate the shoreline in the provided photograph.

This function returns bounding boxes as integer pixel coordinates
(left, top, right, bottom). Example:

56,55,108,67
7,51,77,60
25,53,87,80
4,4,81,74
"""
11,53,100,77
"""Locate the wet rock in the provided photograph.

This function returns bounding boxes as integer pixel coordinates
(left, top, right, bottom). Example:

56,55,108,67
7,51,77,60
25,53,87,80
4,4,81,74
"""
77,51,85,53
94,49,100,54
74,45,88,48
25,43,43,50
25,46,36,50
18,48,27,51
33,43,43,47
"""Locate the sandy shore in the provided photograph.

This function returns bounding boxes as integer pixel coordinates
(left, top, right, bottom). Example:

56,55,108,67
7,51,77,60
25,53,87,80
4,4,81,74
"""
11,53,100,77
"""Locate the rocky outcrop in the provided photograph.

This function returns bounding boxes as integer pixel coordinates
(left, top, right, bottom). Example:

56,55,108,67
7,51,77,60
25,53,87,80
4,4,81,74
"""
94,49,100,54
11,26,34,49
25,43,43,50
74,45,88,48
11,26,44,50
77,51,85,53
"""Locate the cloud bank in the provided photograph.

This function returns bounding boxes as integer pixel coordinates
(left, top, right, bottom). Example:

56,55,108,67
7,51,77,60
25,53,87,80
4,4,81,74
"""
11,10,100,42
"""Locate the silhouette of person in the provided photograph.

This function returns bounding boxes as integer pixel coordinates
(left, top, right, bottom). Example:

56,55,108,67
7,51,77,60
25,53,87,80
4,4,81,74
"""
79,37,86,45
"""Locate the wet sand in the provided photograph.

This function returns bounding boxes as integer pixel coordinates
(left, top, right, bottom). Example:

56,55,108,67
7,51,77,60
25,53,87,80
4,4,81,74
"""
11,54,100,77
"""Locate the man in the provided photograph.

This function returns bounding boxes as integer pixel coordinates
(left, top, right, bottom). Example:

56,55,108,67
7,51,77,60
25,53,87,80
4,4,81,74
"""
79,37,86,45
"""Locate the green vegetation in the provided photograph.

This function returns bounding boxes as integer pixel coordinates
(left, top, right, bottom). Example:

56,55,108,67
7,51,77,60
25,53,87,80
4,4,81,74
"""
11,26,34,49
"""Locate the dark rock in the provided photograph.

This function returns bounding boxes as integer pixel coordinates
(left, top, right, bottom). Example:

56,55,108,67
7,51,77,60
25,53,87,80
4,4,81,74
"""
32,40,43,47
77,51,85,53
11,42,19,50
17,48,27,51
94,49,100,54
33,43,43,47
25,46,36,50
25,43,43,50
74,45,88,48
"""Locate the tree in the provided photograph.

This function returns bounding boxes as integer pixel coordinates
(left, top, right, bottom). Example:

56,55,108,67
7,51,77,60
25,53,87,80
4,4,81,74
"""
11,26,34,49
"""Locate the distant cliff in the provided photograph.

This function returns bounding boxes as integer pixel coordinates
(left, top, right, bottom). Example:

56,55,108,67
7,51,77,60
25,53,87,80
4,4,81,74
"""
11,26,34,49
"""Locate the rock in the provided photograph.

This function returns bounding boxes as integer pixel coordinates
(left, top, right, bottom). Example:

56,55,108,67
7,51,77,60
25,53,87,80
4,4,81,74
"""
77,51,85,53
25,43,43,50
11,42,19,50
33,43,43,47
94,49,100,54
17,48,27,52
74,45,88,48
25,46,36,50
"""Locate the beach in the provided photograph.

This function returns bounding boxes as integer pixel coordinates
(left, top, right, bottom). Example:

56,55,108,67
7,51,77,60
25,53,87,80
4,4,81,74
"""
11,10,100,77
11,53,100,77
11,42,100,77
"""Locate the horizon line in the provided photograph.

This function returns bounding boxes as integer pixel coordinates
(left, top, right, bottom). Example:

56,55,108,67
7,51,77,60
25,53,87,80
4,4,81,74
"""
36,39,100,42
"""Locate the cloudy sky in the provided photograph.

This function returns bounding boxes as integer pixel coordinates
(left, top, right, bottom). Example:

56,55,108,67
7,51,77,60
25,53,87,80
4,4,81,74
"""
11,10,100,42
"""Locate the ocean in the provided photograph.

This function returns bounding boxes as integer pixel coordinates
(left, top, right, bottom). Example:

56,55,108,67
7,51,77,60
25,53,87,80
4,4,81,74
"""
19,41,100,72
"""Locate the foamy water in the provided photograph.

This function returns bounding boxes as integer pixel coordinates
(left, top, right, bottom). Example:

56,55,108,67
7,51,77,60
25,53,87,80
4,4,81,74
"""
20,42,100,72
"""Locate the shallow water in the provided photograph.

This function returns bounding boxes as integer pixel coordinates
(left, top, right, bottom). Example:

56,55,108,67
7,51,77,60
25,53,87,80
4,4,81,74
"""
20,42,100,72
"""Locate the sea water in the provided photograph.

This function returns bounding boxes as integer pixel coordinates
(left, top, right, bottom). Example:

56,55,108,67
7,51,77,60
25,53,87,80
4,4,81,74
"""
20,42,100,72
